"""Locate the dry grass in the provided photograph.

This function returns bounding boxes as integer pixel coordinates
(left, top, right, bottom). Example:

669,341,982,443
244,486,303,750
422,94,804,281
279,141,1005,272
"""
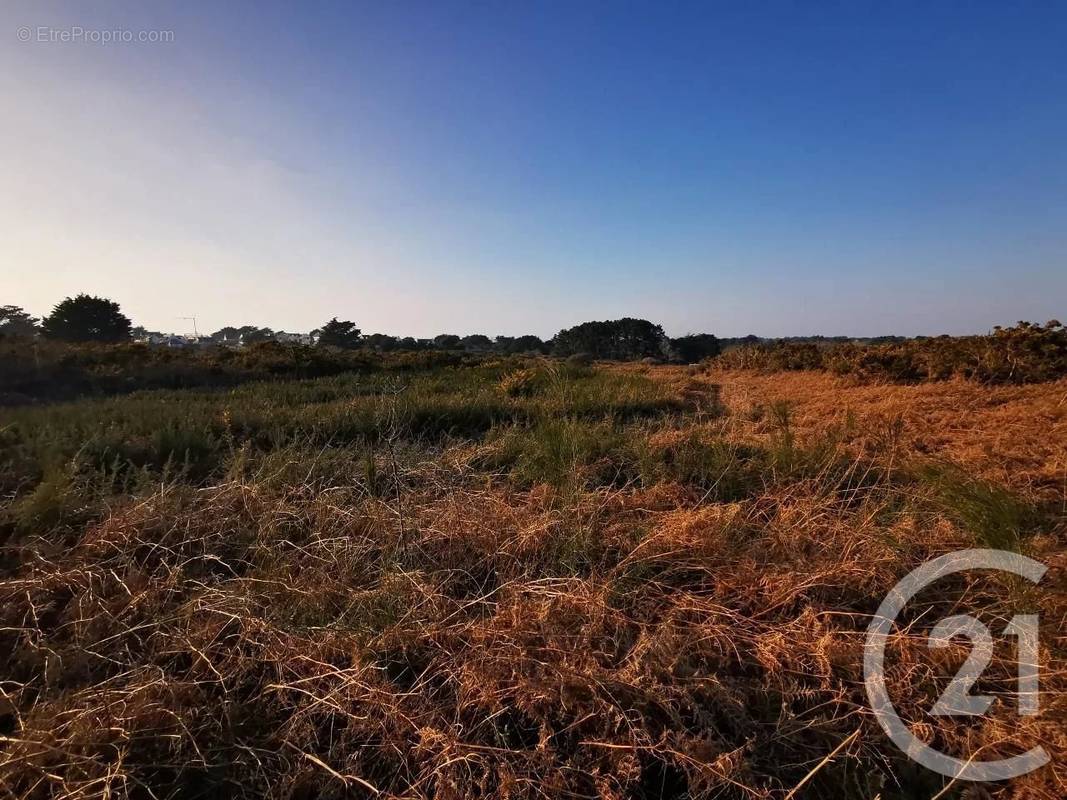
1,364,1064,799
705,369,1067,502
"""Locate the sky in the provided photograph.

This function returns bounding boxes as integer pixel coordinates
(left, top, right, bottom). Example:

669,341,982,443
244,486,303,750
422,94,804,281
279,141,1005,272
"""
1,1,1065,339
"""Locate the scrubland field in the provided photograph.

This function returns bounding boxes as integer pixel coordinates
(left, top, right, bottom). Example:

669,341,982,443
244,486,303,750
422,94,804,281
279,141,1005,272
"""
1,357,1065,799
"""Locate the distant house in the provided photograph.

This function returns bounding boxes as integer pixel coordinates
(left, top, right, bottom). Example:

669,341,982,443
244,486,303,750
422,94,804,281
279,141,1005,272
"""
134,332,205,348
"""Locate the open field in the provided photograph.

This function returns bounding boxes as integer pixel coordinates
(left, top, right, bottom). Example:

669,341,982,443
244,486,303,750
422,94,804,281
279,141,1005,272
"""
1,361,1065,799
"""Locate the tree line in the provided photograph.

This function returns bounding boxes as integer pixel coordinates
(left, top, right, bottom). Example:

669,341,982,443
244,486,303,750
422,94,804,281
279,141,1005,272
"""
1,294,724,362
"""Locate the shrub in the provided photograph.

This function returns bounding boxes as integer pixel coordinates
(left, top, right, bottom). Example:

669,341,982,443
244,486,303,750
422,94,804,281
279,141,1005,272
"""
0,340,475,404
717,321,1067,385
717,341,825,372
497,367,539,398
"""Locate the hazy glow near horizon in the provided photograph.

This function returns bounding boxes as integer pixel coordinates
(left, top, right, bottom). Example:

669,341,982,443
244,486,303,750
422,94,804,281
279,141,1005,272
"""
2,1,1065,338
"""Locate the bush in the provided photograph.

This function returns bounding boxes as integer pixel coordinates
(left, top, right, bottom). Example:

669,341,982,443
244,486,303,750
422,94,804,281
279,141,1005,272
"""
497,367,539,398
669,333,721,363
0,340,474,404
717,341,825,372
716,321,1067,385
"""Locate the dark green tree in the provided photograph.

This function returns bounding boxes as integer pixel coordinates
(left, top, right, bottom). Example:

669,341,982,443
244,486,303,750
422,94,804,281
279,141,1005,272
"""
433,334,461,350
460,334,493,351
0,305,40,338
670,333,721,363
209,326,275,345
42,294,131,343
209,326,242,344
364,333,400,351
241,327,275,345
316,318,362,348
495,334,548,354
513,334,548,354
551,318,666,360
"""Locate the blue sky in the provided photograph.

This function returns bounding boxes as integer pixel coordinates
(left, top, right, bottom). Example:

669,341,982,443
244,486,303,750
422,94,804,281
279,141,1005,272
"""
2,1,1065,337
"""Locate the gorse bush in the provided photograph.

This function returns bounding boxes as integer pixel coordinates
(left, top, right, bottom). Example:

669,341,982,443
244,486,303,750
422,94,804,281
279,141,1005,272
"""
0,339,472,404
496,366,540,398
718,341,826,372
716,320,1067,384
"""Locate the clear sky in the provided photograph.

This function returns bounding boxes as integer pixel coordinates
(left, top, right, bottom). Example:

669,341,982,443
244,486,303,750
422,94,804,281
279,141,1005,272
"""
2,1,1065,338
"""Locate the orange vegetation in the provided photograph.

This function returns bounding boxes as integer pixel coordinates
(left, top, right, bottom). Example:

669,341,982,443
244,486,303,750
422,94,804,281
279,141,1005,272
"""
1,363,1064,799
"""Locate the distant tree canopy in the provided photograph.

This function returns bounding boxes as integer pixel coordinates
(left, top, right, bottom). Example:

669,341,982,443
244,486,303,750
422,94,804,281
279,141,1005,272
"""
316,318,362,349
208,326,276,344
210,326,245,343
242,327,276,345
42,295,131,343
496,334,548,354
514,335,548,353
364,333,400,351
23,295,732,364
551,318,667,360
433,334,461,350
716,335,761,351
460,334,493,351
0,305,39,338
670,333,721,363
